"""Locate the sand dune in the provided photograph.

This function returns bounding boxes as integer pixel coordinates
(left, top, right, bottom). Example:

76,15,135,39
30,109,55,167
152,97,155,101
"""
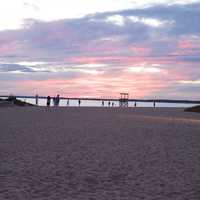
0,107,200,199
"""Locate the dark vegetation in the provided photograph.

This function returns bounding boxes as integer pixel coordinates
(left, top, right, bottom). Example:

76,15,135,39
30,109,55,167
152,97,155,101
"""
185,105,200,113
0,95,34,107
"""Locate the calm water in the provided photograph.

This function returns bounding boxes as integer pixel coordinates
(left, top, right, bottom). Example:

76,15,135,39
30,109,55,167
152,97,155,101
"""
17,97,199,108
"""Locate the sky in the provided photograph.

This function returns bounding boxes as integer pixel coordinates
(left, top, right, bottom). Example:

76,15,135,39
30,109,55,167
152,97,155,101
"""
0,0,200,99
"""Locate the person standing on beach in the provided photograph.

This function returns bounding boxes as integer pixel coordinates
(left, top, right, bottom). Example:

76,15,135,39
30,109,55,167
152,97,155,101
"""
134,102,137,107
78,99,81,107
108,101,111,107
67,99,69,106
102,100,104,107
35,94,39,105
112,102,114,107
53,97,56,106
56,95,60,106
47,96,51,107
153,101,156,108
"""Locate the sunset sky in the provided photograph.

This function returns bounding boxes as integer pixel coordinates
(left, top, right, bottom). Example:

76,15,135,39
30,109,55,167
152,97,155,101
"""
0,0,200,99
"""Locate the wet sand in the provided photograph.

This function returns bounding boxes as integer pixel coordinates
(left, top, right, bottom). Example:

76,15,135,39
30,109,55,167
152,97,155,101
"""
0,107,200,200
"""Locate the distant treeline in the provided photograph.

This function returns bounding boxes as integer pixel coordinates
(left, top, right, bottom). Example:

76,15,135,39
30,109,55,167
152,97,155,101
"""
185,105,200,113
0,95,34,106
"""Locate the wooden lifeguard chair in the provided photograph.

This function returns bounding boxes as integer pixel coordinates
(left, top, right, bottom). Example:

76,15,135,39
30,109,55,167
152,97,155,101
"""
119,93,129,107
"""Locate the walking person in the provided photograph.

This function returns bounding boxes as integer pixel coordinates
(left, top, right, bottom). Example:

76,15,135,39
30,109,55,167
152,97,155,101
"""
102,100,104,107
47,96,51,107
108,101,111,107
134,101,137,107
153,101,156,108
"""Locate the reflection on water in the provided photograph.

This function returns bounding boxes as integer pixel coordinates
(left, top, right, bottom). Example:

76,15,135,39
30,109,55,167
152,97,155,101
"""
17,98,198,108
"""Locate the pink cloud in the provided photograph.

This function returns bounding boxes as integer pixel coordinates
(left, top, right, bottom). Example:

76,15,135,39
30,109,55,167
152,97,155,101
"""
0,41,20,54
175,38,200,57
129,45,151,55
5,65,176,98
178,40,192,49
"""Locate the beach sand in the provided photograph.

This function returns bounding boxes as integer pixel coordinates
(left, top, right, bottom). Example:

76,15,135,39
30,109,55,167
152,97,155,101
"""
0,107,200,199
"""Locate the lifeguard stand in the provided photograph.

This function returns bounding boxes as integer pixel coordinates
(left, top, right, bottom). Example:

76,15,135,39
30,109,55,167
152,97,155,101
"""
119,93,129,107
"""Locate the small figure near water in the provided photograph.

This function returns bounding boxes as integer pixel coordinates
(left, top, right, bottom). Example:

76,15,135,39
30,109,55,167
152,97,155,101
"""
153,101,156,108
35,94,39,105
78,99,81,107
102,100,104,107
56,95,60,106
112,102,114,107
67,99,69,106
53,95,60,106
47,96,51,106
134,102,137,107
53,97,56,106
108,101,111,107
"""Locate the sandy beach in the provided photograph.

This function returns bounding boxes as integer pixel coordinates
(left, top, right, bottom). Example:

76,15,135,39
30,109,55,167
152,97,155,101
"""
0,107,200,200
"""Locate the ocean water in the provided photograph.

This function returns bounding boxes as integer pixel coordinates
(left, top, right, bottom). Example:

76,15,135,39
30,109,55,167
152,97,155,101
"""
17,97,199,108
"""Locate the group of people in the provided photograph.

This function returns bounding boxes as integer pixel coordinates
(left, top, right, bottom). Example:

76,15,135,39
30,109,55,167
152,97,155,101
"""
44,96,156,107
102,101,115,107
46,97,117,107
46,95,60,107
46,95,82,107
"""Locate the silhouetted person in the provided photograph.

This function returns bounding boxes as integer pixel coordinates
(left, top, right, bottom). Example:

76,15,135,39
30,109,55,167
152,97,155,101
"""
78,99,81,107
35,94,39,105
102,100,104,107
134,102,137,107
112,102,114,107
56,94,60,106
47,96,51,107
153,101,156,108
67,99,69,106
108,101,111,107
53,97,56,106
